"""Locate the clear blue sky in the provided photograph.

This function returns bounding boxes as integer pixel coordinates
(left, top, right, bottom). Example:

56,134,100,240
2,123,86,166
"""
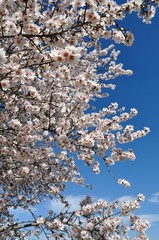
11,4,159,239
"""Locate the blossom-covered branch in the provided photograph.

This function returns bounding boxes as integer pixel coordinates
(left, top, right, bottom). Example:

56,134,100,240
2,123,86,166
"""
0,0,158,239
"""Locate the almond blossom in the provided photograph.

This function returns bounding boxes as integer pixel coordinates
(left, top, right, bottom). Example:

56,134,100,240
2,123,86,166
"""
0,0,158,239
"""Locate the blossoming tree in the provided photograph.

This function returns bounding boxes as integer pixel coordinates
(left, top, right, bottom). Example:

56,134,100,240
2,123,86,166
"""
0,0,158,239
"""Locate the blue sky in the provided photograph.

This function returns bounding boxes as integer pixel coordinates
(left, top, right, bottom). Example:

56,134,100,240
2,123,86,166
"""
11,4,159,239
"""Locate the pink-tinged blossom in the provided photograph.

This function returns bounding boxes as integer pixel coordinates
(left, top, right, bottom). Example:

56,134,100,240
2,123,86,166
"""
102,30,112,39
137,194,145,202
20,167,30,176
1,79,10,90
118,178,131,188
113,30,125,44
125,31,134,46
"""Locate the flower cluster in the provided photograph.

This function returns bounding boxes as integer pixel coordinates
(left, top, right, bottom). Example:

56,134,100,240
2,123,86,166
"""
0,195,149,239
0,0,158,239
